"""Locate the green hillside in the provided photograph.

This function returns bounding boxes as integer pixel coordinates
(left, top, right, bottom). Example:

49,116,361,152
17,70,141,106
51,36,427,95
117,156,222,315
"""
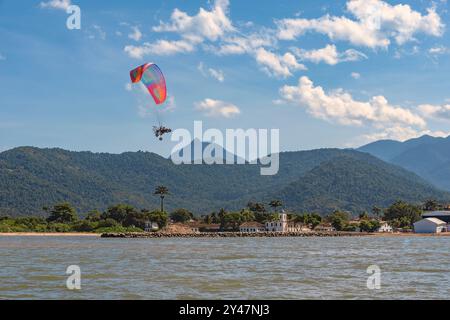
1,146,448,216
358,135,450,191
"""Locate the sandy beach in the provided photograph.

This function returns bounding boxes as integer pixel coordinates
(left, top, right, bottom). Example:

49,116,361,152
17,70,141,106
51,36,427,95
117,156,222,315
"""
0,232,101,237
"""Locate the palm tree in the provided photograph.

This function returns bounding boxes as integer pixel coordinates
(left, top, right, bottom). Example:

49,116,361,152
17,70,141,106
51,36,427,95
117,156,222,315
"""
423,199,439,211
269,200,283,213
154,186,169,212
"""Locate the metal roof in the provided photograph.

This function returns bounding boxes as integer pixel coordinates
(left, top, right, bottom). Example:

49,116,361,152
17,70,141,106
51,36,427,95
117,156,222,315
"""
415,217,447,225
423,211,450,217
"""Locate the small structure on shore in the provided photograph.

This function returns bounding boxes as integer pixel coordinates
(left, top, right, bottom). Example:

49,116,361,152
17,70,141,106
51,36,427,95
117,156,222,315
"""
239,222,265,233
315,223,335,232
187,222,221,233
377,221,393,233
144,221,159,232
413,218,447,234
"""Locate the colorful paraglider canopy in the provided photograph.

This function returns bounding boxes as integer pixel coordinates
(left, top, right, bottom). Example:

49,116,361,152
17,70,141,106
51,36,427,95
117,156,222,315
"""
130,63,167,105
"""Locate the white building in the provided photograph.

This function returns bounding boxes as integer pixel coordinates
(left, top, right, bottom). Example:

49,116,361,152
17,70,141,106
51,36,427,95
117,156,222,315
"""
263,213,306,232
144,221,159,232
413,218,447,234
265,213,288,232
377,221,393,233
239,222,266,233
286,223,310,232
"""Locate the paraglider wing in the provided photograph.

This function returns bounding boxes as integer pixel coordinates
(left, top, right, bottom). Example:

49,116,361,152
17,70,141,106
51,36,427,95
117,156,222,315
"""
130,63,167,105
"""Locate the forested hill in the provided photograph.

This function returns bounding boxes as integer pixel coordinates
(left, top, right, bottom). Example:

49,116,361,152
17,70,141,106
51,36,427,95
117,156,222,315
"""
1,146,448,216
358,135,450,191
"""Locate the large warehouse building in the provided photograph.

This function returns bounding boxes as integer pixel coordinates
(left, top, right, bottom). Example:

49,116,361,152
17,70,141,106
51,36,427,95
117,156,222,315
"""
414,218,447,234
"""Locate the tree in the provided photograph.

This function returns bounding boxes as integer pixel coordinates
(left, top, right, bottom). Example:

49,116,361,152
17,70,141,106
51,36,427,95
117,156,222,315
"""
294,213,322,229
359,212,370,220
210,212,219,224
423,199,439,211
146,210,168,229
308,213,322,230
247,202,269,223
170,208,193,223
222,212,243,231
102,204,136,224
154,186,169,212
85,210,101,222
97,218,119,228
203,214,213,224
359,220,381,233
123,210,147,229
372,206,382,220
72,220,97,232
384,200,422,228
218,208,227,229
247,202,266,213
240,209,255,222
269,200,283,212
46,203,78,224
328,210,350,231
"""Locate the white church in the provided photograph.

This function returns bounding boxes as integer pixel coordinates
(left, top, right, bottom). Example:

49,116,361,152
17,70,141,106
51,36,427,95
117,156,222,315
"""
264,213,305,232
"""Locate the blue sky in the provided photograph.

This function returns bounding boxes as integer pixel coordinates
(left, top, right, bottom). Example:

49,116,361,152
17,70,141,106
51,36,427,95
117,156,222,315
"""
1,0,450,156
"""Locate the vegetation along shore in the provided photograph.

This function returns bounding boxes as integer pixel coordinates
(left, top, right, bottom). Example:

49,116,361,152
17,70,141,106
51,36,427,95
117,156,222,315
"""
1,184,445,238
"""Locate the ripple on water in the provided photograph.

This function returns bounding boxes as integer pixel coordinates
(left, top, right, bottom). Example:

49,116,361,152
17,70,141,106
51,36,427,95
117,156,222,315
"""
1,236,450,299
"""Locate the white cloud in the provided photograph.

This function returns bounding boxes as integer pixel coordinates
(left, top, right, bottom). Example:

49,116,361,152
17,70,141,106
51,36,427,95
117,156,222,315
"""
276,0,444,48
418,104,450,121
351,72,361,79
40,0,71,10
292,44,367,65
212,31,277,56
125,40,195,58
278,76,450,145
255,48,306,78
128,26,142,41
360,127,450,144
198,62,225,82
279,76,426,128
429,46,450,55
153,0,233,41
126,0,233,58
195,98,240,118
88,25,106,40
0,53,6,61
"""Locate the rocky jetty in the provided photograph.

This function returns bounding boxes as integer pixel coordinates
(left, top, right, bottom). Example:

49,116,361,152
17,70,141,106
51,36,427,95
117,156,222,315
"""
101,231,374,238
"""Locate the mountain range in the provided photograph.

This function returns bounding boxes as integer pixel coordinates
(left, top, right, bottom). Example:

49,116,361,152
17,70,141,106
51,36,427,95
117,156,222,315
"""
358,135,450,191
1,143,449,217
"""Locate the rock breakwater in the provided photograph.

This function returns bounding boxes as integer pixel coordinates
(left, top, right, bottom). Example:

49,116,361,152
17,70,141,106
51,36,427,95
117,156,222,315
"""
101,231,374,238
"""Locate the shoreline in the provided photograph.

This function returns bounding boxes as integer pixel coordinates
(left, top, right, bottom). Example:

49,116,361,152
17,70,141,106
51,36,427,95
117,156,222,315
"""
0,232,101,237
101,231,450,238
1,232,449,238
101,231,375,238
